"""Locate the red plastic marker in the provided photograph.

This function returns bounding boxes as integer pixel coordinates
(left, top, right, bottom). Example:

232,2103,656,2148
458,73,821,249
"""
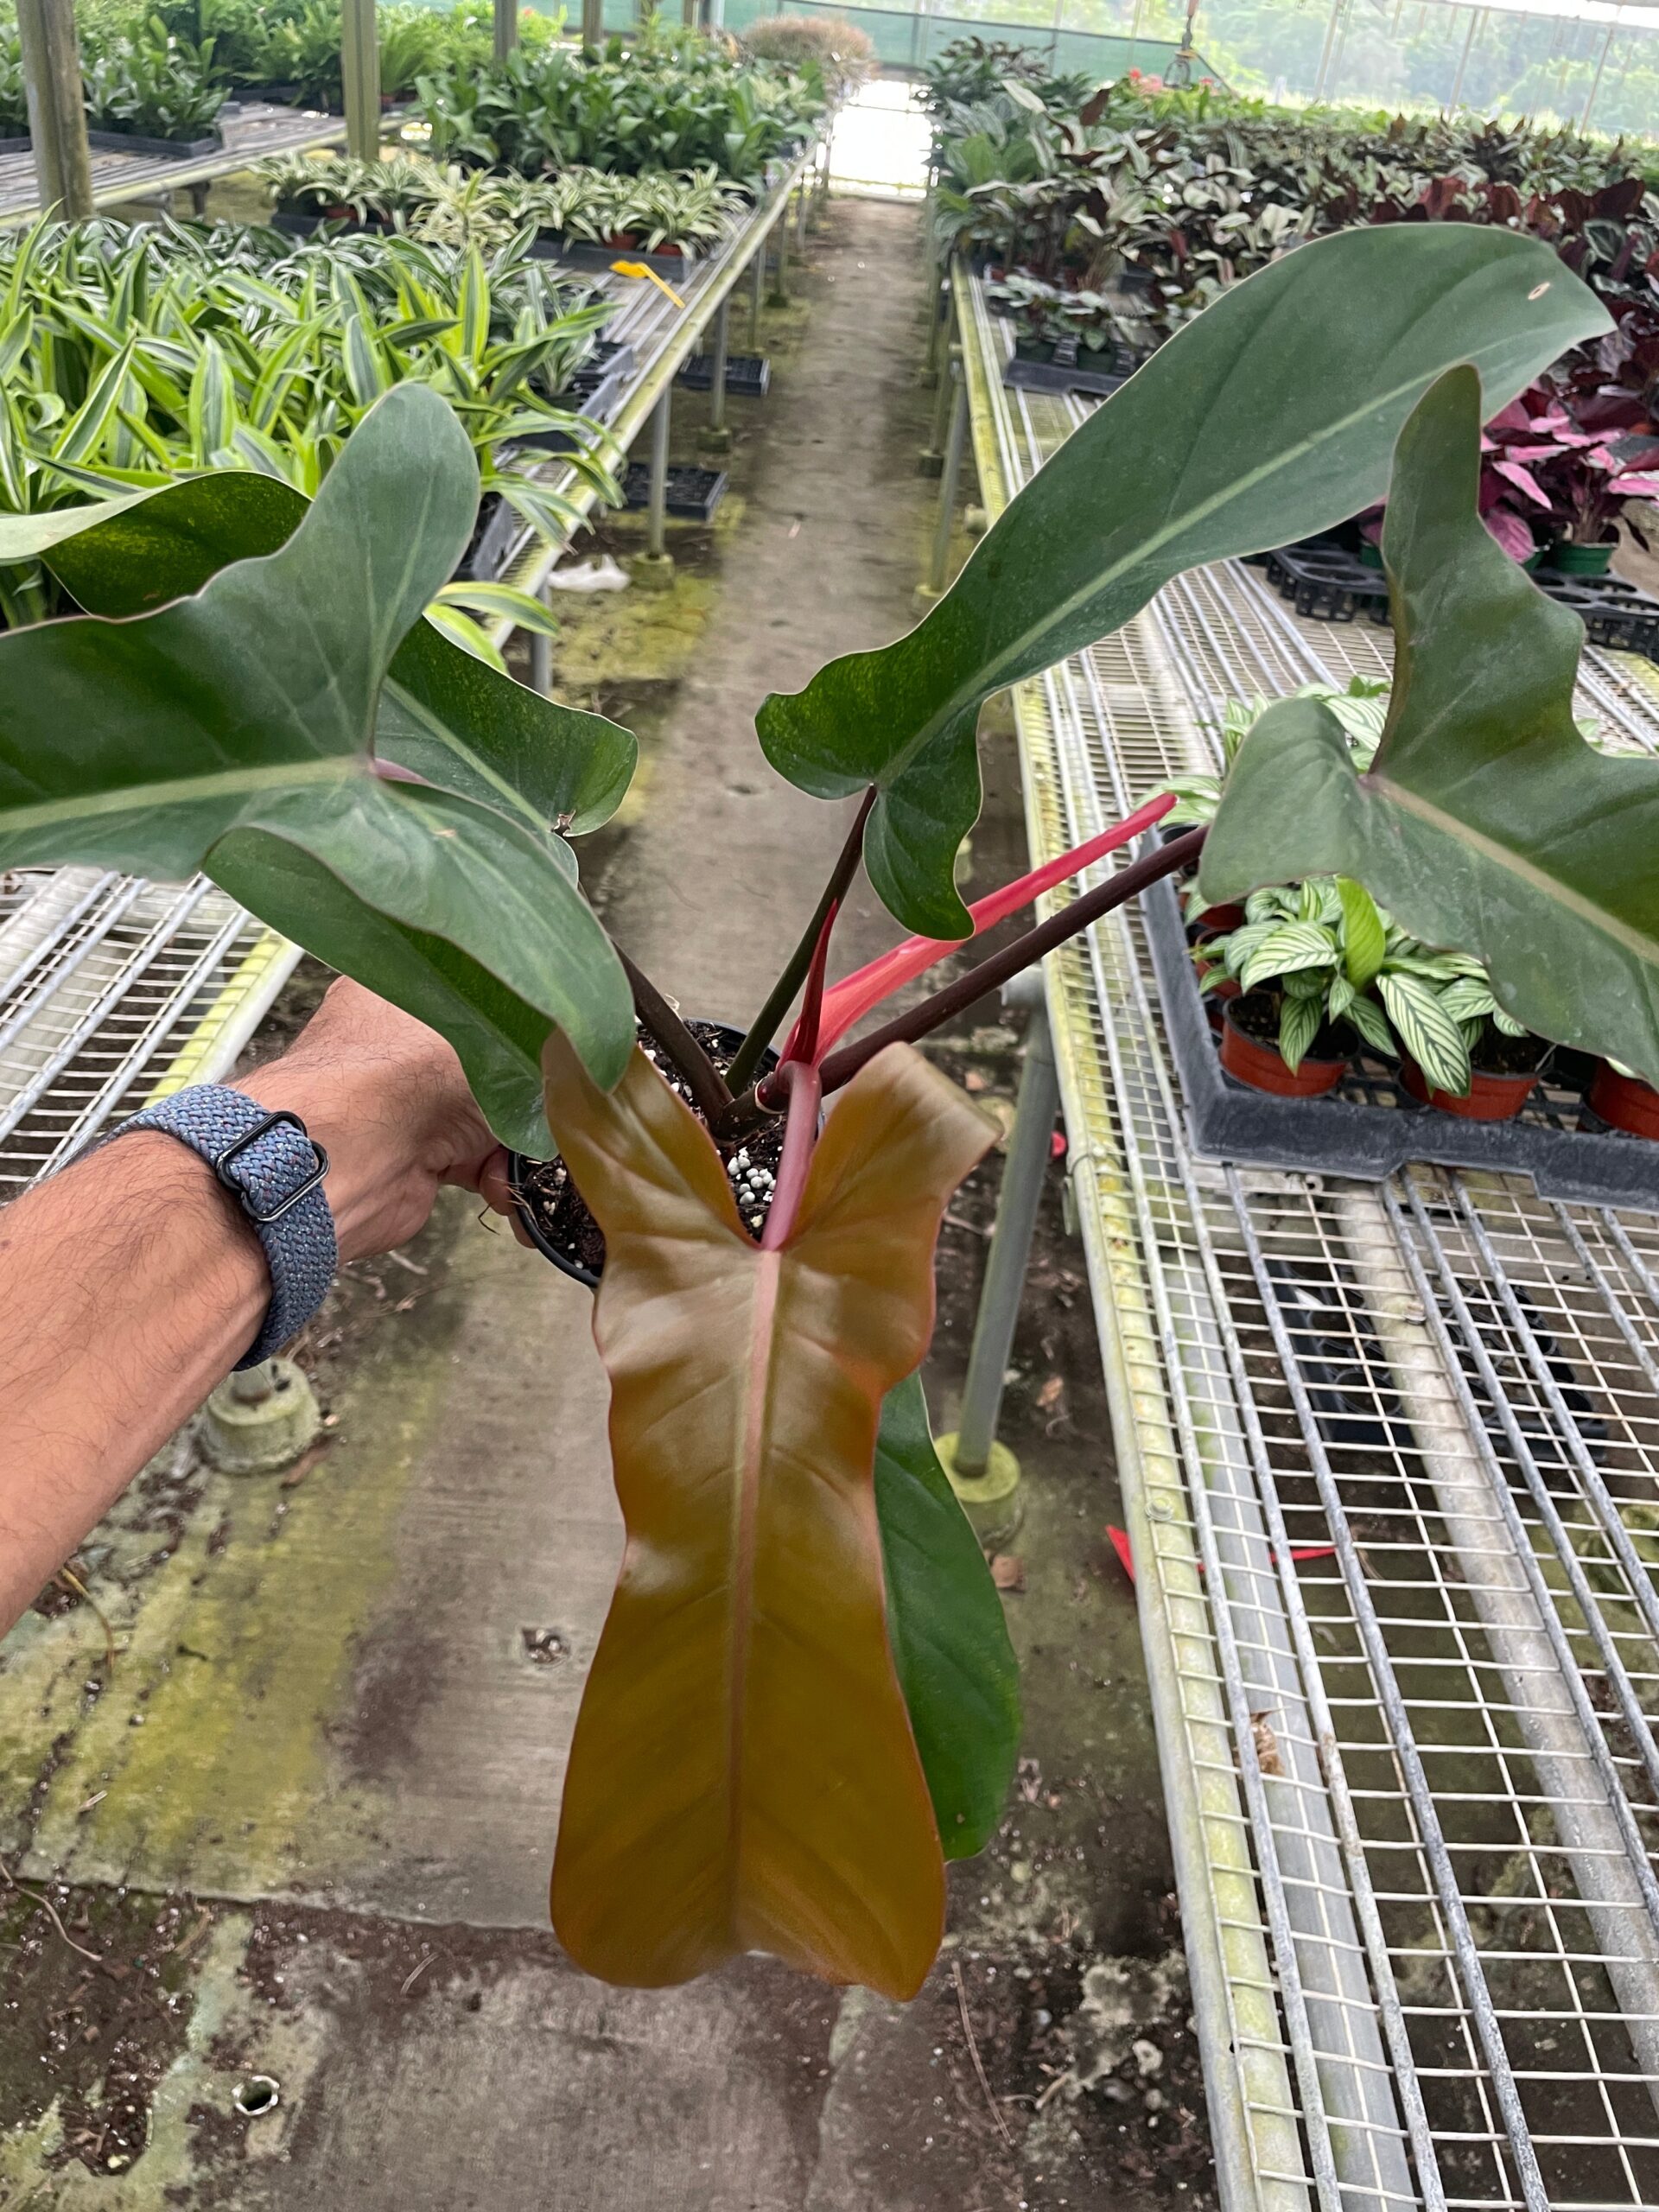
1105,1527,1334,1588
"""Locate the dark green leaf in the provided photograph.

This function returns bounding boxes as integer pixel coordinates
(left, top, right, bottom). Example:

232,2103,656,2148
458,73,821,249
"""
874,1371,1020,1859
29,448,638,847
1201,366,1659,1087
0,382,635,1116
758,229,1609,938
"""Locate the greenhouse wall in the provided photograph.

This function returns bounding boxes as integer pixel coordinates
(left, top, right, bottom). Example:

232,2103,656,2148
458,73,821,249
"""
512,0,1659,136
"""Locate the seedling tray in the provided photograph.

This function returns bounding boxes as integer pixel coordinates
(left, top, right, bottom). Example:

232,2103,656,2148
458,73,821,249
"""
1141,871,1659,1209
1262,538,1390,625
88,126,222,158
452,493,524,584
1532,566,1659,654
622,462,727,522
0,135,31,153
1003,346,1144,400
676,353,771,397
1264,535,1659,655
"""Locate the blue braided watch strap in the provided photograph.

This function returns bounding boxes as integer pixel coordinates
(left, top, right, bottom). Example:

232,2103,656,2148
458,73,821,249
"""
114,1084,337,1370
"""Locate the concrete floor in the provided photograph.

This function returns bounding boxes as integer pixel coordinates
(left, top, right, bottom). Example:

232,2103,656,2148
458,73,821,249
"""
0,196,1213,2211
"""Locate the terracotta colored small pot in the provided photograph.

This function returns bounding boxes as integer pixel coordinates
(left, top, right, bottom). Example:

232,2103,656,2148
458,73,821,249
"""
1402,1059,1537,1122
1184,896,1246,936
1587,1061,1659,1140
1220,1002,1349,1097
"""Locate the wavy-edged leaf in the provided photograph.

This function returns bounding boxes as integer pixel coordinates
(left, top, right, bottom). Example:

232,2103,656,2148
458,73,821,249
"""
0,383,634,1114
758,229,1609,938
874,1371,1020,1859
543,1036,996,1998
20,461,638,846
1202,365,1659,1086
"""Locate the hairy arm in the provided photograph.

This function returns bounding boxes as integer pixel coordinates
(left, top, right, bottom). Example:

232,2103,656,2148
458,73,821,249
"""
0,979,519,1637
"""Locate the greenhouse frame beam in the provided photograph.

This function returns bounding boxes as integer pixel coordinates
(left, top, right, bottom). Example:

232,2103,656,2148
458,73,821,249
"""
340,0,380,162
16,0,93,221
494,0,518,58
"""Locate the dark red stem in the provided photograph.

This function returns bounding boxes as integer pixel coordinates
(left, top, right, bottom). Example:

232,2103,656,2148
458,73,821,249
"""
814,827,1205,1097
787,898,840,1066
760,1059,822,1250
726,786,877,1096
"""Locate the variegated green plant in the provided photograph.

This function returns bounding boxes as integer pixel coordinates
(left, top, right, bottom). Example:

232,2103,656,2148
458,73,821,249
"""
1198,877,1522,1094
0,216,617,639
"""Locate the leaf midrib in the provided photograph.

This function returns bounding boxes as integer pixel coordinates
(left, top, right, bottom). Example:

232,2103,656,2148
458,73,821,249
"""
881,336,1558,798
0,753,359,836
1374,772,1659,963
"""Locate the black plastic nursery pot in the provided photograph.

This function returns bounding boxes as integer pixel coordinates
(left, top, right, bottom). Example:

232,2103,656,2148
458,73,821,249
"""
508,1020,781,1288
0,134,31,154
88,125,222,158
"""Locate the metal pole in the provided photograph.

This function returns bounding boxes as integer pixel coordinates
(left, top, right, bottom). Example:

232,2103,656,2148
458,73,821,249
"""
950,973,1060,1477
1448,5,1478,107
16,0,93,220
340,0,380,162
700,296,731,454
529,588,553,690
493,0,518,59
581,0,603,46
1127,0,1144,72
646,388,671,565
921,331,957,473
1581,21,1615,126
749,238,766,349
769,197,791,302
1311,0,1341,99
681,0,696,26
925,361,969,596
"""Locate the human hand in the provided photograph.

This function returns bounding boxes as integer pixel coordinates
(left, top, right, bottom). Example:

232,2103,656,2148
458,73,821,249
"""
236,979,517,1263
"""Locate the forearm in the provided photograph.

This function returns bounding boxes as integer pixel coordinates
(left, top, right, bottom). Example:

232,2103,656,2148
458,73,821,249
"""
0,978,513,1640
0,1133,266,1628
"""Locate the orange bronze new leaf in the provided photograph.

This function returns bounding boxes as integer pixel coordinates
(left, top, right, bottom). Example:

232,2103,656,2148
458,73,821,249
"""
542,1033,995,1999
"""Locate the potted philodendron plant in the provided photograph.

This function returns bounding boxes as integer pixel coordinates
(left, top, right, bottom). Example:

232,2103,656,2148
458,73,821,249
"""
1,225,1650,2002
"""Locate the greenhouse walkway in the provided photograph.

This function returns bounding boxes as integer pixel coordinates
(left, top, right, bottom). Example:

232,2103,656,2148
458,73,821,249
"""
0,195,1197,2212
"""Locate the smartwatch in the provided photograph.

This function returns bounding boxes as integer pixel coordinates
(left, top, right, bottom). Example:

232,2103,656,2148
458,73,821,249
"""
111,1084,337,1369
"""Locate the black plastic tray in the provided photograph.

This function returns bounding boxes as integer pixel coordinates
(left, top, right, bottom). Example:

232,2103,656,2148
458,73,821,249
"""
1533,566,1659,654
677,352,771,397
1142,870,1659,1209
515,340,636,452
622,462,727,522
547,238,699,277
452,493,523,583
1003,346,1143,399
1263,538,1390,625
1263,534,1659,655
88,125,221,157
